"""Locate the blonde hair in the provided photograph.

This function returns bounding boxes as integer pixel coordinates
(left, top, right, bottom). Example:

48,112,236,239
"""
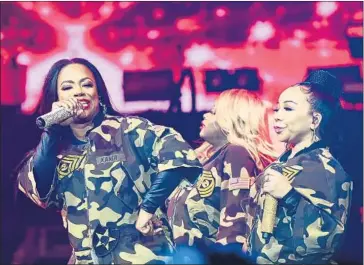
196,89,278,170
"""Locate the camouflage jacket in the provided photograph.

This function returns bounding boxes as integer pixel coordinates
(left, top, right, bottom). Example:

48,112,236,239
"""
168,144,259,253
248,142,352,264
17,114,202,264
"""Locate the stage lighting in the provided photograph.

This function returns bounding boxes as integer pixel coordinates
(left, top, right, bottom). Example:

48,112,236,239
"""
122,70,175,101
147,30,160,40
346,22,363,59
248,21,275,43
204,68,261,92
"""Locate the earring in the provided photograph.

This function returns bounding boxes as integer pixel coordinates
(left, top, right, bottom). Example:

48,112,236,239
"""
99,101,107,115
312,127,319,143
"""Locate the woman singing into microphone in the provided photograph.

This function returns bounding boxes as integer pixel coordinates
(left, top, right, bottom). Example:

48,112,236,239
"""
248,70,353,264
167,89,278,261
15,58,202,264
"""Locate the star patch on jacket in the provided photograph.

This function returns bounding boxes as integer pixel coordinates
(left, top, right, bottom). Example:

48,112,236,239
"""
93,225,120,257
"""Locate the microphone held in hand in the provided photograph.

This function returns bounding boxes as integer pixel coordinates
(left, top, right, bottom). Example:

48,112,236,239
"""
261,193,278,244
36,107,74,129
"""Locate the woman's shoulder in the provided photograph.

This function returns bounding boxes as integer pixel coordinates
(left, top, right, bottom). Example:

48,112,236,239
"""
223,144,252,159
102,115,153,131
316,148,350,179
295,147,350,181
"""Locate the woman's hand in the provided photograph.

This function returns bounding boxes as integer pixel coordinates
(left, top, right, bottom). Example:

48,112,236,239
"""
51,98,83,126
135,209,163,236
262,168,292,199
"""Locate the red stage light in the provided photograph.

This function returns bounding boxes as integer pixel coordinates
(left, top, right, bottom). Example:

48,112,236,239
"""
354,11,363,21
176,18,200,32
289,39,302,47
108,30,116,40
16,52,31,66
261,72,274,83
354,103,363,111
120,51,134,66
313,21,321,29
39,6,51,16
275,6,286,17
215,8,227,18
19,2,34,10
1,48,9,64
316,2,338,18
185,44,215,68
153,8,165,20
249,21,275,42
293,29,307,39
99,4,114,18
119,1,133,9
319,48,331,57
147,30,160,40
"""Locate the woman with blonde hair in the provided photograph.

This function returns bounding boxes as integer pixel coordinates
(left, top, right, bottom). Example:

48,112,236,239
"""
167,88,278,261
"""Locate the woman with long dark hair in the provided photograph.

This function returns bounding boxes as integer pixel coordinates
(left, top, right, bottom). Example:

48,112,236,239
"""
248,70,352,264
16,58,202,264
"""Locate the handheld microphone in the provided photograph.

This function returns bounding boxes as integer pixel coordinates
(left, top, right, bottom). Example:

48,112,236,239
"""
261,193,278,244
36,107,74,129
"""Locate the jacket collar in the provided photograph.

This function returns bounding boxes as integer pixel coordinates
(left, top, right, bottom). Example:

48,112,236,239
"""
279,141,327,162
70,111,105,145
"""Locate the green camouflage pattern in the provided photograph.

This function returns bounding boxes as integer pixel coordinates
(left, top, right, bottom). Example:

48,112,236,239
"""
17,115,202,264
248,147,353,264
168,144,258,252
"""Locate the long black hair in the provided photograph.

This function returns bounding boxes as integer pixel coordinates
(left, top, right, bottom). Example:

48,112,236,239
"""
38,57,118,115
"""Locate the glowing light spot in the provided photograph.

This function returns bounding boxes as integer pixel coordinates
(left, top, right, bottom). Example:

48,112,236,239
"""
153,8,165,20
19,2,33,10
293,29,307,39
176,18,200,32
147,30,160,40
249,21,275,42
185,44,215,68
99,4,114,18
313,21,321,29
39,6,51,16
215,8,227,18
319,48,331,57
16,52,32,66
316,2,338,18
120,52,134,66
119,2,133,9
354,11,363,21
215,59,231,69
289,39,302,47
261,72,274,83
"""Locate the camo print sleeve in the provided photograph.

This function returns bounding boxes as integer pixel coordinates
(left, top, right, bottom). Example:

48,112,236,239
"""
127,117,202,176
216,145,256,249
286,152,352,262
17,153,61,210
